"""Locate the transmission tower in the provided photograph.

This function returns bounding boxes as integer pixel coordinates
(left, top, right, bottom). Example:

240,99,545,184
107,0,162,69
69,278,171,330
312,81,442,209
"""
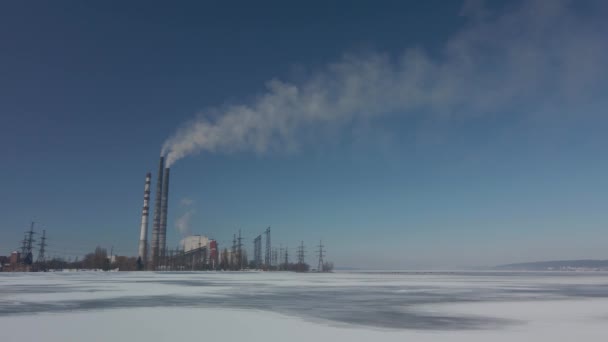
316,240,325,272
23,222,36,265
272,248,278,267
232,233,237,269
264,226,271,268
297,241,305,265
284,246,289,267
37,230,47,263
20,233,28,256
237,229,243,270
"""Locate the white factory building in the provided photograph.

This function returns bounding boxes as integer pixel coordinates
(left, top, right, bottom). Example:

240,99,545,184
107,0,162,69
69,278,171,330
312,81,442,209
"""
180,235,209,253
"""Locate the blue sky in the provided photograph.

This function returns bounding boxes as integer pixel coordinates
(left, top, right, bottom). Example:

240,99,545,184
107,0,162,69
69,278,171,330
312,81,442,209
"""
1,0,607,268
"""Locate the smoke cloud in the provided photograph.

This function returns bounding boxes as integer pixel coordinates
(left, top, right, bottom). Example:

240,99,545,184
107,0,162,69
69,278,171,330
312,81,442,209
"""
180,198,193,206
162,0,608,167
175,198,195,236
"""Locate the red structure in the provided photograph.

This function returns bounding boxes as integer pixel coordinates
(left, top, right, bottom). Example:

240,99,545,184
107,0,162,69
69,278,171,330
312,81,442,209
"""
209,240,218,269
9,251,20,265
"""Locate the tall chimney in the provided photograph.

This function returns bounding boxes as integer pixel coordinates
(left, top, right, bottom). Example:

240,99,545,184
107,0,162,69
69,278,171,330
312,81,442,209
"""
151,157,164,269
159,167,170,262
137,172,152,264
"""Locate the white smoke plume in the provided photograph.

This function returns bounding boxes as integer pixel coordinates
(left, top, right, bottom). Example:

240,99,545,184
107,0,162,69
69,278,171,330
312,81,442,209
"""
175,198,195,236
162,0,608,167
180,198,193,206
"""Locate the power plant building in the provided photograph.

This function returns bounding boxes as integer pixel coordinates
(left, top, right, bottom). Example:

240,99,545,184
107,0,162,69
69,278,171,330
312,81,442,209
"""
181,235,209,253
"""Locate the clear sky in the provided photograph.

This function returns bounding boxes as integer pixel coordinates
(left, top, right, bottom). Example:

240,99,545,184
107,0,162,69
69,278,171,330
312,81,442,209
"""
1,0,607,269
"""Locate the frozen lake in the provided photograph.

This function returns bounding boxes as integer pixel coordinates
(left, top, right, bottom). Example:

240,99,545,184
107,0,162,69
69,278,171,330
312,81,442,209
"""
2,271,608,341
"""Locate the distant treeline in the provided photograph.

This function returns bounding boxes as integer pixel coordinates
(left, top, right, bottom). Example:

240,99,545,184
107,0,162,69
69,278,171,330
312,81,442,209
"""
42,246,136,271
495,259,608,271
32,246,334,272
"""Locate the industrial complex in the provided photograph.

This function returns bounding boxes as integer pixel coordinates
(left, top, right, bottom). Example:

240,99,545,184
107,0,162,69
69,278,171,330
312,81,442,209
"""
132,156,331,272
2,155,332,273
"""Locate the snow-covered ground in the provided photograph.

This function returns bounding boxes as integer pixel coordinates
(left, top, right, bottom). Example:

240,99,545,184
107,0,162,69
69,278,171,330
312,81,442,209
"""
2,271,608,341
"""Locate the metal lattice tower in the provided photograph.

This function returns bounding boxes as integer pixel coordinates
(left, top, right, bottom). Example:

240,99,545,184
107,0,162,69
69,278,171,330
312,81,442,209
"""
316,240,325,272
20,233,28,256
297,241,305,265
232,234,237,268
23,222,36,265
272,248,278,267
284,246,289,266
264,226,271,268
37,230,47,263
237,229,243,270
26,222,35,253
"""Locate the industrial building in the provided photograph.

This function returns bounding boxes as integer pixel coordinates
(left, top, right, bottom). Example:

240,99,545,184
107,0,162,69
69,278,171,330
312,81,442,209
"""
181,235,209,253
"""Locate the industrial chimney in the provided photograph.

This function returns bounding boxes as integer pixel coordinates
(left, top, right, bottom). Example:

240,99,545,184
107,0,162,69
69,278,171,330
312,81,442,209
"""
138,172,152,264
150,157,164,268
159,167,170,262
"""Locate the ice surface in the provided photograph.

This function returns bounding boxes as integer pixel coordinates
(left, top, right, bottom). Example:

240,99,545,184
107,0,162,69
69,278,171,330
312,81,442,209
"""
1,271,608,341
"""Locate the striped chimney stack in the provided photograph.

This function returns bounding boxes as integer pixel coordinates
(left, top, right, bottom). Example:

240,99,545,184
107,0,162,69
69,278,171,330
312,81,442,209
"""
137,172,152,264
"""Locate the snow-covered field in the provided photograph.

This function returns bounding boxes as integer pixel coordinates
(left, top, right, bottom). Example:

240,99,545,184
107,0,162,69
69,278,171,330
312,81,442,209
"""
2,271,608,341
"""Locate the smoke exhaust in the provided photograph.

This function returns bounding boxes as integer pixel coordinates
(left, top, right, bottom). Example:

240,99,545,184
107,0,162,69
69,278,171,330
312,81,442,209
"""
138,172,151,263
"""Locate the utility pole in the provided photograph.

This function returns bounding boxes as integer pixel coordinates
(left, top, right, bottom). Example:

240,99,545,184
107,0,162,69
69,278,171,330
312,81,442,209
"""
37,230,47,264
237,229,243,270
316,240,325,272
